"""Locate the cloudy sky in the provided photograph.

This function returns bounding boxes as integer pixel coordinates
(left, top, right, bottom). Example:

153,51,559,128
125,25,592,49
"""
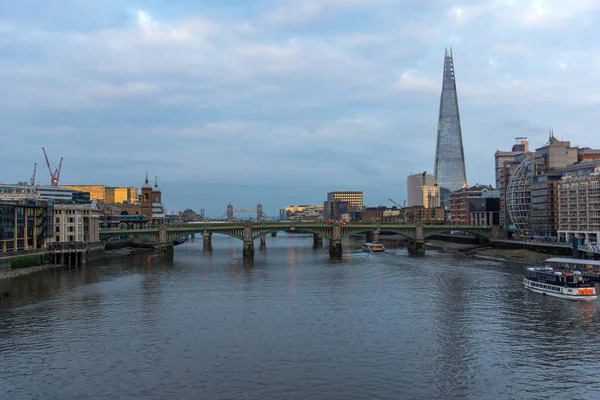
2,0,599,217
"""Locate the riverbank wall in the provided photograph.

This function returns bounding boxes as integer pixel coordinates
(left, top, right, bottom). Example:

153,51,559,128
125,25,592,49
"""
0,240,151,280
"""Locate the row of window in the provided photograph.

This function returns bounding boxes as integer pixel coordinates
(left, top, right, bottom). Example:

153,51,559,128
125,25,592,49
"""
529,281,561,292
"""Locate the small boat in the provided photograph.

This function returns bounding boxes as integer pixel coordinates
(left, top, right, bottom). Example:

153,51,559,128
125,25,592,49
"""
362,242,385,253
524,267,597,301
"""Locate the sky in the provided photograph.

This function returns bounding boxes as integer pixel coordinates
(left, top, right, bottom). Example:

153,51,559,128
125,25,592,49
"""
2,0,600,218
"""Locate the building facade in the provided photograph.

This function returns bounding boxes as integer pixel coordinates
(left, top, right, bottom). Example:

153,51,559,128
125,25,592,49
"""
468,197,500,226
407,172,439,208
324,191,363,220
0,199,52,253
52,203,101,243
506,135,579,238
557,161,600,244
434,48,467,207
495,137,531,233
449,184,494,225
59,185,137,203
285,205,324,221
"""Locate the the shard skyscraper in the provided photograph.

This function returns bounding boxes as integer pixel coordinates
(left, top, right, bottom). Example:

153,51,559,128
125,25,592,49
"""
434,48,467,208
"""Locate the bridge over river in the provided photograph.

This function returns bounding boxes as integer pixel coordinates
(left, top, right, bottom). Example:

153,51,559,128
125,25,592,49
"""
99,221,492,258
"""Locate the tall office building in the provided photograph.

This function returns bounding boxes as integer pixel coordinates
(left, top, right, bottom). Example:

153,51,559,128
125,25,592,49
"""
407,172,439,208
434,48,467,208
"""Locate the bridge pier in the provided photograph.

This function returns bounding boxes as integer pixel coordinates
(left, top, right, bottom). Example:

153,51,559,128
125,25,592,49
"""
158,224,174,257
329,222,342,258
243,221,254,258
407,240,425,256
190,233,195,240
313,233,323,248
408,221,425,256
260,235,266,250
202,231,212,247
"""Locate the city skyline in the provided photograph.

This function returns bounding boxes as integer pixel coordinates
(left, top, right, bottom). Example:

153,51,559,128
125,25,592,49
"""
2,1,600,213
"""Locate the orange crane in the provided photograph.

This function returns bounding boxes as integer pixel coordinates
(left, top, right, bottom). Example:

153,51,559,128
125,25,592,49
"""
42,147,63,186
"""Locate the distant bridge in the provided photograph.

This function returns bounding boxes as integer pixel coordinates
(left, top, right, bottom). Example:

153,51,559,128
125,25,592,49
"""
99,221,492,258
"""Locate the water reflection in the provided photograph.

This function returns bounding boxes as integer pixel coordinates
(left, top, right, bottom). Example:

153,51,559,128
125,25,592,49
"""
1,235,600,400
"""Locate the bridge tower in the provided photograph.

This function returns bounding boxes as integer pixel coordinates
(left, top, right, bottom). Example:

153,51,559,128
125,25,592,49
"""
257,203,263,222
226,203,233,222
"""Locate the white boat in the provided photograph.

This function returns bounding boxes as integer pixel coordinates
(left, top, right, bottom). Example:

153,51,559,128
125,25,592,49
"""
524,267,597,301
544,258,600,282
362,242,385,253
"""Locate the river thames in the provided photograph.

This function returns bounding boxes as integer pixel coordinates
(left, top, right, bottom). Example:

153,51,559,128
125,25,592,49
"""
1,234,599,399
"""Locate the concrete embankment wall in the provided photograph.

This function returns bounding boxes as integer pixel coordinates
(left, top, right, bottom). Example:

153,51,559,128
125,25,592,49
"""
0,253,49,270
87,246,106,262
491,240,572,256
104,240,133,251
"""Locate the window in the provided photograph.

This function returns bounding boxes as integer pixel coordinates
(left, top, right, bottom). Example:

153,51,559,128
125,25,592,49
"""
55,226,60,233
55,217,60,223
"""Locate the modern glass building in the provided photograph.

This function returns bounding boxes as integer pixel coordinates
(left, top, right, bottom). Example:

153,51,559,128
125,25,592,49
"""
434,48,467,207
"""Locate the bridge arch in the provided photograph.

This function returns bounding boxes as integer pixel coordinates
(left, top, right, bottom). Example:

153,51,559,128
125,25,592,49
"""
252,228,333,240
340,228,416,240
423,228,491,240
131,235,159,242
167,230,243,242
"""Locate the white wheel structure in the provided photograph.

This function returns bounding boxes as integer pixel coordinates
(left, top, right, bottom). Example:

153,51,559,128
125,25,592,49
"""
507,155,532,236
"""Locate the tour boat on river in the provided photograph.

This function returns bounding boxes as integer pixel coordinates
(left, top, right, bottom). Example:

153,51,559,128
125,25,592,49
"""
524,267,597,301
362,242,385,253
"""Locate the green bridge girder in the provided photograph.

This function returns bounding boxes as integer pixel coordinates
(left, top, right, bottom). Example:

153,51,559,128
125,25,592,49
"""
99,222,492,243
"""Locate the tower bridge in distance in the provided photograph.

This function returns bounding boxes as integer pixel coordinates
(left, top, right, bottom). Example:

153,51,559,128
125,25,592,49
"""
99,221,493,258
225,203,273,222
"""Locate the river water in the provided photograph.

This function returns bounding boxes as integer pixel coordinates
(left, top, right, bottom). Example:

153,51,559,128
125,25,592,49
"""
1,234,599,400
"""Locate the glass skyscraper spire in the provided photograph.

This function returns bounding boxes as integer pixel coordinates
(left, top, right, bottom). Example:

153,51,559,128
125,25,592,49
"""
434,48,467,204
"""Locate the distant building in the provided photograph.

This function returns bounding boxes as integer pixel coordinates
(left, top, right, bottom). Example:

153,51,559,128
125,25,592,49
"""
362,206,401,223
324,191,363,220
434,48,467,204
178,209,204,223
495,137,531,233
0,198,52,253
404,206,445,222
578,148,600,163
0,183,38,200
449,184,494,225
36,185,75,202
284,205,324,221
59,185,137,203
468,197,500,226
557,161,600,244
407,172,439,208
52,202,102,243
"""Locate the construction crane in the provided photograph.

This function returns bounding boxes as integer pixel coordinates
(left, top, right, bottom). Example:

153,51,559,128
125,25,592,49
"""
30,163,37,186
42,147,63,186
388,198,403,208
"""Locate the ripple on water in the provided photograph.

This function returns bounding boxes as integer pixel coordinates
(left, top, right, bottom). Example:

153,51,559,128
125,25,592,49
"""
1,236,600,400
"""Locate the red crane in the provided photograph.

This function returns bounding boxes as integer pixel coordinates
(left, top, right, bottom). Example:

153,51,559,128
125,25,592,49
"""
42,147,63,186
30,163,37,186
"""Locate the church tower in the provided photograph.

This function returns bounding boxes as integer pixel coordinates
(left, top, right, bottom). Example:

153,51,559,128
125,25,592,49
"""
141,171,153,221
152,176,162,204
